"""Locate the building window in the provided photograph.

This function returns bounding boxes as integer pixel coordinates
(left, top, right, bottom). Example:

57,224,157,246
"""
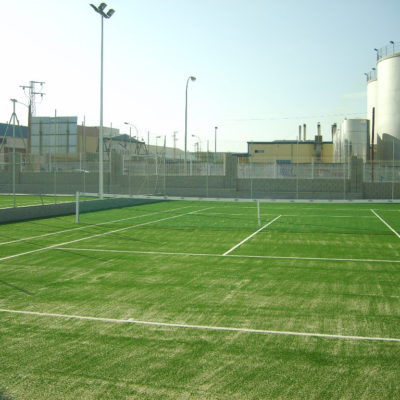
254,149,264,154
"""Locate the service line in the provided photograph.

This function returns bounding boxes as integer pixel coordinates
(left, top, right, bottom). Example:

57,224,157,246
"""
222,215,282,256
54,247,400,264
1,308,399,342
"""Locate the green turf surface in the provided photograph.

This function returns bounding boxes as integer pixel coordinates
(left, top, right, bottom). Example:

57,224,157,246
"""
0,200,399,399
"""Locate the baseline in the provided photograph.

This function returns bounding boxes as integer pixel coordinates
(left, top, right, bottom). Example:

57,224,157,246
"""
1,308,399,342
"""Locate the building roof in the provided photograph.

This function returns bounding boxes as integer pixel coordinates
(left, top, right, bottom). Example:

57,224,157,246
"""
248,140,333,145
0,123,29,139
108,134,144,143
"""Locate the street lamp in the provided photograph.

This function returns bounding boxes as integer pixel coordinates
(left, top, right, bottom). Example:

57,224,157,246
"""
214,126,218,162
390,41,395,53
124,121,139,137
374,48,379,61
192,134,201,159
156,135,161,155
184,76,196,171
90,2,115,199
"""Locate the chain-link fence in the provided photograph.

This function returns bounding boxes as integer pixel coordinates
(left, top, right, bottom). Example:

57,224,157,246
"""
0,152,399,201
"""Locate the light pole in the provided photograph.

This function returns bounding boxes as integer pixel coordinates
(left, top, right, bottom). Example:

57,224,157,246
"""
156,135,161,155
10,99,19,208
390,40,395,54
192,134,201,160
124,121,139,137
90,2,115,199
214,126,218,162
184,76,196,171
124,121,139,155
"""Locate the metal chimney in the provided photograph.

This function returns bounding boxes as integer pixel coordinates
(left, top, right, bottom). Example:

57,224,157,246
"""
303,124,307,141
317,122,321,137
331,123,337,141
298,125,302,141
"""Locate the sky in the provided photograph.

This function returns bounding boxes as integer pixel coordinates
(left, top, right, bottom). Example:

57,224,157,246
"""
1,0,400,153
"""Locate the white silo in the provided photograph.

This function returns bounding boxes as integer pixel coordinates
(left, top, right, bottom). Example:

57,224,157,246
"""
376,51,400,142
340,119,369,161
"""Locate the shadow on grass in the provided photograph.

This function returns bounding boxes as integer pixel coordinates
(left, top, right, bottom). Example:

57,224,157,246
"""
0,279,34,296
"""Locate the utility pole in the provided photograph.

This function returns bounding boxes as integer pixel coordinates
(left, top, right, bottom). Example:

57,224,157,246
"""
172,131,178,160
20,81,45,152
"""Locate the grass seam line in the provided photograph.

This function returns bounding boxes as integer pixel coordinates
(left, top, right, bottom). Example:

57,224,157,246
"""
0,206,213,262
371,209,400,239
54,247,400,264
1,308,399,342
222,215,282,256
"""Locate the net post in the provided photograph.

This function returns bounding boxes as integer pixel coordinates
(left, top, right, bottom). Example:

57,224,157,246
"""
75,191,80,224
257,200,261,226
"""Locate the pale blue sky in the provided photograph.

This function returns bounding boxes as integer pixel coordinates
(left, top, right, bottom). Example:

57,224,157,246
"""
1,0,399,152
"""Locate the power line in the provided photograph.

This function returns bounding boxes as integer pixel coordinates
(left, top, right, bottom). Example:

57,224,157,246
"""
223,112,367,122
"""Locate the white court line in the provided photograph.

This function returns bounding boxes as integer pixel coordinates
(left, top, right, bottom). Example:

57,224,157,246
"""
0,207,213,263
0,308,399,342
55,247,400,264
371,209,400,239
223,215,282,256
202,212,374,219
0,205,195,246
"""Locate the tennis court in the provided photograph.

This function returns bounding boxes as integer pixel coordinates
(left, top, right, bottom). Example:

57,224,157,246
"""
0,199,399,399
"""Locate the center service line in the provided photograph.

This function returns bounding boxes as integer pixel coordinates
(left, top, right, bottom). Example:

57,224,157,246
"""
0,206,213,263
1,308,399,342
223,215,282,256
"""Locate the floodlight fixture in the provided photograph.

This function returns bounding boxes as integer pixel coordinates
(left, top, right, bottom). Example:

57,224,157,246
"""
90,2,116,198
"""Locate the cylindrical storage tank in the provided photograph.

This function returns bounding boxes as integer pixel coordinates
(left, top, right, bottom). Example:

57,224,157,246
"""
367,76,377,144
341,119,369,161
376,52,400,141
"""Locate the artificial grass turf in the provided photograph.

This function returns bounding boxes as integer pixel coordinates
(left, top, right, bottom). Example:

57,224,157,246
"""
0,200,399,399
1,312,400,400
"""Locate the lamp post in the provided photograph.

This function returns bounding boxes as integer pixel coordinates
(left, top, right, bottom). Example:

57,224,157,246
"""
184,76,196,172
214,126,218,162
374,48,379,61
192,134,201,160
124,121,139,137
390,41,395,54
124,121,139,155
90,2,115,199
